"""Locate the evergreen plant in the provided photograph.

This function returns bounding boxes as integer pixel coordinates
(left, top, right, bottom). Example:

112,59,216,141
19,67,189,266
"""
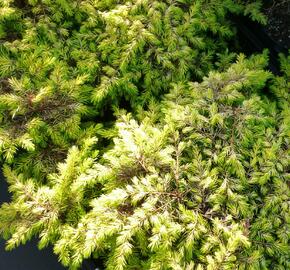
0,0,266,179
1,54,289,270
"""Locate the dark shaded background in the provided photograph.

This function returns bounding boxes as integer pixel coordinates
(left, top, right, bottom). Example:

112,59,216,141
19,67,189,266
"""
0,170,67,270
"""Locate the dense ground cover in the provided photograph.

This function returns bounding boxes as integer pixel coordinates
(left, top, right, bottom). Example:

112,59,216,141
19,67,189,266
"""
0,0,267,179
0,1,289,269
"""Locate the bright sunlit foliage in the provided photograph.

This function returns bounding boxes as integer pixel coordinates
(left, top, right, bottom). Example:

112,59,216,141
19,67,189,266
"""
0,1,289,270
1,54,289,269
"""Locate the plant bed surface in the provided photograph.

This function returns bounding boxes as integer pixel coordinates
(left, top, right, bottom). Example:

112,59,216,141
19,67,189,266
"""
264,0,290,48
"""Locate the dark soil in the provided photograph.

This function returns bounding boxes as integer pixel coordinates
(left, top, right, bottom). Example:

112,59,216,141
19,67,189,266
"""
264,0,290,48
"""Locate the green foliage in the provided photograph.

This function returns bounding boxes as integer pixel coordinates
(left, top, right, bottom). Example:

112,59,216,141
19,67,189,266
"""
0,136,99,250
1,55,289,269
0,0,266,178
0,1,288,269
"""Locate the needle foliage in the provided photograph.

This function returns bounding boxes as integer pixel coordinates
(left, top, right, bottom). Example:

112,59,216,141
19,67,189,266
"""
0,1,289,270
1,54,289,269
0,0,266,179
